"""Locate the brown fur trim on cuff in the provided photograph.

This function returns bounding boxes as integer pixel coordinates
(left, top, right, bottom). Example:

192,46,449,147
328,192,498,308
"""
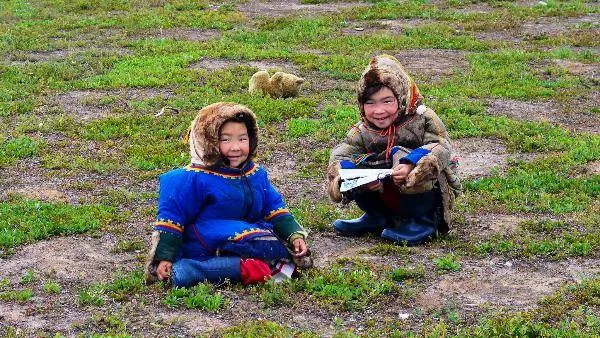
406,153,439,188
327,162,343,202
144,231,160,284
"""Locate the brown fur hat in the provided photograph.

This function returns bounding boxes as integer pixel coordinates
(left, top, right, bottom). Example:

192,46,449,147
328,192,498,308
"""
357,54,423,117
188,102,258,167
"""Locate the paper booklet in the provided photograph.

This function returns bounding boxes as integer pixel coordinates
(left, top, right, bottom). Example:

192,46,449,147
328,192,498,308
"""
339,169,393,193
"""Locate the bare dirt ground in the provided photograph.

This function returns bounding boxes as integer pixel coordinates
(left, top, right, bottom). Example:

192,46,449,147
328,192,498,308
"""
190,58,300,72
238,0,368,18
1,0,599,336
55,88,173,121
452,138,537,179
395,49,470,83
133,28,222,42
487,98,600,134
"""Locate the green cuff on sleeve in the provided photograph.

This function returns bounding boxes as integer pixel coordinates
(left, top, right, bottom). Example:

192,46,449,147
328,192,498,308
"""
271,214,308,244
153,231,182,262
288,232,307,244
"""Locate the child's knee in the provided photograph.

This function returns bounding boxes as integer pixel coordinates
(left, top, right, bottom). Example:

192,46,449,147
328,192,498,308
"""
171,259,197,288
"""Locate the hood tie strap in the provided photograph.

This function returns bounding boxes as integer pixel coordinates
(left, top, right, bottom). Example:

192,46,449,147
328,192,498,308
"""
378,124,396,161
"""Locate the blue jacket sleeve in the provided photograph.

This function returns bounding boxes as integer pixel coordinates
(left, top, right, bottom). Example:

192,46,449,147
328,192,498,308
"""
153,169,204,262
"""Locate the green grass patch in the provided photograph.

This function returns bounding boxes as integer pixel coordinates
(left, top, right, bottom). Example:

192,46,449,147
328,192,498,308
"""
361,243,412,256
287,103,359,142
342,0,440,21
256,279,293,308
43,280,61,294
81,112,191,170
434,96,600,154
429,49,582,100
0,198,116,251
78,283,106,306
111,239,145,253
0,288,32,303
290,199,348,232
433,253,461,272
518,219,568,234
248,259,400,312
390,265,425,282
0,135,42,167
77,53,198,89
296,259,397,310
163,283,226,311
78,268,147,306
19,269,36,284
507,0,598,18
313,24,487,54
464,148,600,213
475,230,597,259
220,320,318,338
107,268,147,301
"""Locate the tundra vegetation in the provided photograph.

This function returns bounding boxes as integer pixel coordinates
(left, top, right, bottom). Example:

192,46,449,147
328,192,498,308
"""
0,0,599,337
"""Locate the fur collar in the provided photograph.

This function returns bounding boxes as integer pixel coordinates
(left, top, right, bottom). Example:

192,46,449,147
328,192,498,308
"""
188,102,259,167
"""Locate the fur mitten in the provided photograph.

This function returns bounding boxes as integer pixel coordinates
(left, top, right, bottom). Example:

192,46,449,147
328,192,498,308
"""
327,162,343,202
398,153,439,194
144,231,160,284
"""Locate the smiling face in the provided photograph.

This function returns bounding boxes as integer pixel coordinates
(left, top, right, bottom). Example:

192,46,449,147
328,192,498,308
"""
218,121,250,168
362,86,399,129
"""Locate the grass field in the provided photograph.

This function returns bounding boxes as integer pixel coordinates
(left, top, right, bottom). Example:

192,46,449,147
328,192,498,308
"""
0,0,599,336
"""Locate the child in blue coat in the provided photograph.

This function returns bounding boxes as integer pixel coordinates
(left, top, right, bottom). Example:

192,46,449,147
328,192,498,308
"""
145,102,310,287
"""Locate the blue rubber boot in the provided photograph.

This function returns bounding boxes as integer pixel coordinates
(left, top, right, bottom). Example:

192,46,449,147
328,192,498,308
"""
381,214,437,245
333,213,387,236
171,256,241,287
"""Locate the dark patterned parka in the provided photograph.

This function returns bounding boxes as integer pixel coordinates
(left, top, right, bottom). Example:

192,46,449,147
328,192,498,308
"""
327,55,462,233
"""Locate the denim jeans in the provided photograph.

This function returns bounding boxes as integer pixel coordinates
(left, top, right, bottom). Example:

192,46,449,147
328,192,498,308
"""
171,256,241,288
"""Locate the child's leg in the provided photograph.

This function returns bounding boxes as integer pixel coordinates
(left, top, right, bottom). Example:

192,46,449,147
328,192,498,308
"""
381,189,439,245
333,187,395,236
220,236,291,261
171,256,241,288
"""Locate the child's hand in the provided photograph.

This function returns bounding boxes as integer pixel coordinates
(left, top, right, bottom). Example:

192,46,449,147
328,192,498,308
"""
292,238,308,257
392,163,415,186
157,261,172,281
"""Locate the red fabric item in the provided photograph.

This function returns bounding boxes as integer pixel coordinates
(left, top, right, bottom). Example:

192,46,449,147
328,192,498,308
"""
240,258,271,285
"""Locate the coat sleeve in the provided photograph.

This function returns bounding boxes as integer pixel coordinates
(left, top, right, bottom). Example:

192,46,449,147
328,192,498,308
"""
329,124,370,166
261,170,308,244
327,124,370,202
152,170,204,262
397,108,452,171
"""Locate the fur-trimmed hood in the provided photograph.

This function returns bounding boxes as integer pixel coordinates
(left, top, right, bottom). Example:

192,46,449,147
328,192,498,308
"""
357,54,423,119
188,102,258,167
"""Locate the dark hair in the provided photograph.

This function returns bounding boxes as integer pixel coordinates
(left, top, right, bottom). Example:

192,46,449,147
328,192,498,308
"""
359,82,389,104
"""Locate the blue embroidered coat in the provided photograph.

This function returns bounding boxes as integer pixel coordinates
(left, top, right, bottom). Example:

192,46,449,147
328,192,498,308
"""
153,161,305,262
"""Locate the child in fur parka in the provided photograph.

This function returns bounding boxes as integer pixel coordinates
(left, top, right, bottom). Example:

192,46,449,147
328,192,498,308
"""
328,55,461,245
145,102,311,287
